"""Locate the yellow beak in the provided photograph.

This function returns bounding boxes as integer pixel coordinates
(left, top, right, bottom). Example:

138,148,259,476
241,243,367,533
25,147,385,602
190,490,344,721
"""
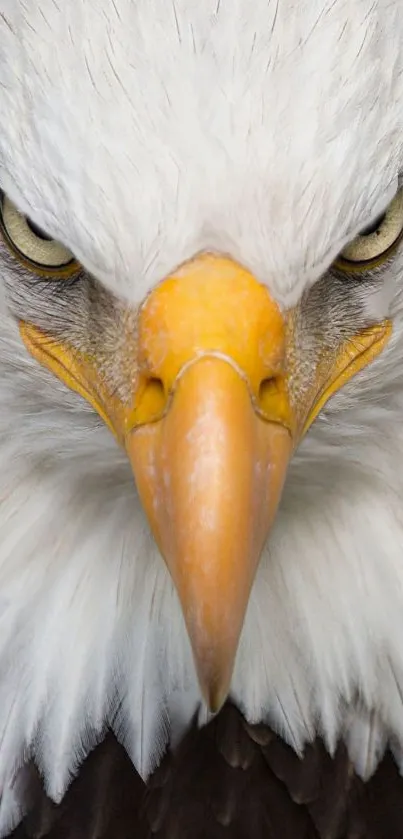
19,254,391,710
127,360,291,709
124,256,293,709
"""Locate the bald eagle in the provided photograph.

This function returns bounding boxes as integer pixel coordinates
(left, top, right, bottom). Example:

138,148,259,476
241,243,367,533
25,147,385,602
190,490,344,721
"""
0,0,403,835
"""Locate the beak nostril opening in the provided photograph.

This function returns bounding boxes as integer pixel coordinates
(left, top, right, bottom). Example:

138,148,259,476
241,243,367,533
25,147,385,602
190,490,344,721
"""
259,377,280,404
258,376,290,422
147,377,165,399
136,376,167,422
257,375,291,428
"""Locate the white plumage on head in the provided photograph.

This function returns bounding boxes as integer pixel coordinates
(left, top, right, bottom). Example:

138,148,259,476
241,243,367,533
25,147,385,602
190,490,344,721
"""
1,0,402,303
0,1,403,834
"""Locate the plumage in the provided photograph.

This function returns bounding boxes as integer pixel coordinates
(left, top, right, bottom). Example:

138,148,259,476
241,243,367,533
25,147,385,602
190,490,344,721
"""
0,0,403,835
7,708,403,838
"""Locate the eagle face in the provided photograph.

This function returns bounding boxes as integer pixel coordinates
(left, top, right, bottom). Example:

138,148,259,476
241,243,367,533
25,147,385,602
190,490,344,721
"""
0,0,403,831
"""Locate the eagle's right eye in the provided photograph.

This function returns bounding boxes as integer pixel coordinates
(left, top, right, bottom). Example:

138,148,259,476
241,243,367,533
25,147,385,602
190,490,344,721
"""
0,193,79,277
335,190,403,273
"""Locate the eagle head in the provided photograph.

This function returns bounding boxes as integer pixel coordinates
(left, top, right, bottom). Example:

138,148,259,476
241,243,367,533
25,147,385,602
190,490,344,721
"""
0,1,402,829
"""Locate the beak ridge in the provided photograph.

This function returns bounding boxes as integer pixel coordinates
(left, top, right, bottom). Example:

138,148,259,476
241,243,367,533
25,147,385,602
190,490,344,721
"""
127,357,291,710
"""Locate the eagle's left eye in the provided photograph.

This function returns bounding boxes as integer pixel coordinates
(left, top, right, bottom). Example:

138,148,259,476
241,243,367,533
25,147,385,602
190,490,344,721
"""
336,190,403,271
0,194,78,277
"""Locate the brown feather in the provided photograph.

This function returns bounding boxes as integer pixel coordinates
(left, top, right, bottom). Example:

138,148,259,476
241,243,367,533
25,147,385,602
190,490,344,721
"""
8,704,403,839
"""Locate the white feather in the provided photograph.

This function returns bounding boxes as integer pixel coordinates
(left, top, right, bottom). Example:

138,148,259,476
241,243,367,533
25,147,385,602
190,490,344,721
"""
1,0,403,307
344,708,388,781
0,0,403,832
0,782,24,838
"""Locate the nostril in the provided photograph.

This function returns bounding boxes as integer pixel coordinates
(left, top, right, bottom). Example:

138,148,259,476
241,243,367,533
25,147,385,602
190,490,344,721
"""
258,376,288,420
259,377,281,404
138,376,167,420
148,377,165,399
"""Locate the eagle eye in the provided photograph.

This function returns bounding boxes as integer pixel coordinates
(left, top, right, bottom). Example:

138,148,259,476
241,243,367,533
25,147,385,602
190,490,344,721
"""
0,193,78,277
335,190,403,272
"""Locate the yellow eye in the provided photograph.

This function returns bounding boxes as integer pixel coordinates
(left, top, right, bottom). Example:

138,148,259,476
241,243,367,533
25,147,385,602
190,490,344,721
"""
335,190,403,272
0,194,79,277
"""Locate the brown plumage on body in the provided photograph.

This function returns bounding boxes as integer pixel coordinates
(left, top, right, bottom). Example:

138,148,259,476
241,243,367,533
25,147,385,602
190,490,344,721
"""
10,706,403,839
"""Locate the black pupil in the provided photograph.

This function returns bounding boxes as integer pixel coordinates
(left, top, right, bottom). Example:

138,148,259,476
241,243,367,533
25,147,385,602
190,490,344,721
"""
360,213,386,237
26,217,52,241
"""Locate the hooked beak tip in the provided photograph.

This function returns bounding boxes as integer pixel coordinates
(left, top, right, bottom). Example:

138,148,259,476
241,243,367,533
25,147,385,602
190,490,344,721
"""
192,636,237,714
198,669,231,714
205,686,229,715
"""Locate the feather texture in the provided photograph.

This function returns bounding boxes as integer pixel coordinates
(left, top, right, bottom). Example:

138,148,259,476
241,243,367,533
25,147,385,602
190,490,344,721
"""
7,708,403,839
1,0,403,307
1,253,403,828
0,0,403,833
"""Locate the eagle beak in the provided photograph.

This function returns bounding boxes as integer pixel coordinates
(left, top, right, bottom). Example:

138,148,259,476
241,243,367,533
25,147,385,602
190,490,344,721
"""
126,362,291,709
19,253,391,712
125,256,293,710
